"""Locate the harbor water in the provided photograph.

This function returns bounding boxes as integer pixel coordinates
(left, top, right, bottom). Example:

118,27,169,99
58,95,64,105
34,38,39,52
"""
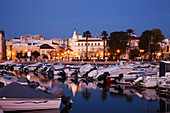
1,68,169,113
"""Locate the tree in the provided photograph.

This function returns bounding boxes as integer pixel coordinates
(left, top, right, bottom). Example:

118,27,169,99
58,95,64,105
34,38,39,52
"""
42,54,48,60
139,29,165,59
139,30,152,53
126,29,134,59
16,52,22,61
130,49,140,60
152,28,165,44
101,31,108,60
139,30,152,59
23,52,28,60
83,31,92,60
126,29,134,36
32,51,40,61
107,31,129,60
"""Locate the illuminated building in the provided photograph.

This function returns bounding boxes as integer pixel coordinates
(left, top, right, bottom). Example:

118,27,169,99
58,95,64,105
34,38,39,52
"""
0,31,6,60
11,35,62,60
65,29,104,60
6,41,12,60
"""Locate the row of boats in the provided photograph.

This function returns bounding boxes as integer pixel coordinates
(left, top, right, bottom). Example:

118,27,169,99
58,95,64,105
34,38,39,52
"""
0,60,170,112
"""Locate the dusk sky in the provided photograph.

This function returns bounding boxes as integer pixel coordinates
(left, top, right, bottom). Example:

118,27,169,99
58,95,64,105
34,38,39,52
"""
0,0,170,40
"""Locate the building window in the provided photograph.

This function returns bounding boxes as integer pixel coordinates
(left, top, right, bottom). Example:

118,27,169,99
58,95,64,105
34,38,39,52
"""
81,43,83,46
98,43,100,45
88,43,90,45
91,43,93,46
78,43,80,46
95,43,97,45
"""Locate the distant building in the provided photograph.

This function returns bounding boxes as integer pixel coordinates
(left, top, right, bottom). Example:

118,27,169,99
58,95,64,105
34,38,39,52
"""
66,29,104,60
0,31,6,60
161,39,170,59
120,34,139,60
40,44,55,60
6,41,12,60
11,35,63,60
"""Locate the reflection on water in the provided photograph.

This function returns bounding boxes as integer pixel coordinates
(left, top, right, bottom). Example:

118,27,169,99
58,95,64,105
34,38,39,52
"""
1,71,170,113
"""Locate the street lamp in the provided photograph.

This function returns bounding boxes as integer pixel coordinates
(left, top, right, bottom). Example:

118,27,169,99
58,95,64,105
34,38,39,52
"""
117,49,120,53
106,52,110,61
116,49,120,61
157,52,162,59
67,50,70,61
140,49,144,61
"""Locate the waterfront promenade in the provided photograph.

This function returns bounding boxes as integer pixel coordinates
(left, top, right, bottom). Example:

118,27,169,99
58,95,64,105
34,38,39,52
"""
14,60,120,65
1,60,158,65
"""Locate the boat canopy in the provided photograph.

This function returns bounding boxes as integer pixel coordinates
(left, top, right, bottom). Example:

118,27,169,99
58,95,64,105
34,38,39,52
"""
0,82,59,98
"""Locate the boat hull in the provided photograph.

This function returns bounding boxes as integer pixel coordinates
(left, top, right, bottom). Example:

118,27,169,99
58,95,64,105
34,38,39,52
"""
0,98,61,111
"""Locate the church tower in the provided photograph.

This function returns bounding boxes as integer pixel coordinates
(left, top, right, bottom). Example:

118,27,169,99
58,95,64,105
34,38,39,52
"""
72,29,77,40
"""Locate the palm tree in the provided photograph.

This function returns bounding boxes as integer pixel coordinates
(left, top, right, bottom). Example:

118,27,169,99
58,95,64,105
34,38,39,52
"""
126,29,134,60
42,54,48,60
32,51,40,61
101,31,108,60
83,31,92,60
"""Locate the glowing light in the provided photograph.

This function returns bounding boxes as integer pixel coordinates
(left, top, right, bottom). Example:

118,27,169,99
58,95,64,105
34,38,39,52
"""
157,52,162,56
117,49,120,53
140,49,144,53
12,52,15,55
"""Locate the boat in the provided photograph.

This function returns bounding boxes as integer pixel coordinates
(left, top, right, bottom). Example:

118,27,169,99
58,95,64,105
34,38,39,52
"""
12,64,26,71
0,60,14,70
132,61,170,88
52,63,64,69
0,82,61,111
107,70,145,84
23,62,43,73
157,79,170,97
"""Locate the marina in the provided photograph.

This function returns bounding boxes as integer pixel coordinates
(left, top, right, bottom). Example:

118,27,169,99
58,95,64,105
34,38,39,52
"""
1,0,170,112
0,60,169,113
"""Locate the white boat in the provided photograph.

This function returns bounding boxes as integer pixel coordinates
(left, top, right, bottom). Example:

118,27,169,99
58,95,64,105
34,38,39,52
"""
12,64,25,71
52,63,64,69
133,61,170,88
0,82,61,111
0,60,14,70
158,79,170,94
23,62,43,72
107,70,145,84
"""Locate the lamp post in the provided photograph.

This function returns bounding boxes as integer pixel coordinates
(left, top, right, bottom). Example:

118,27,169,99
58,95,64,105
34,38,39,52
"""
140,49,144,61
106,52,110,62
67,50,70,61
116,49,120,61
157,52,162,60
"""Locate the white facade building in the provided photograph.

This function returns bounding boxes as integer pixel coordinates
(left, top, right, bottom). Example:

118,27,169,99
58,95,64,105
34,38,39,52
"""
66,29,104,59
